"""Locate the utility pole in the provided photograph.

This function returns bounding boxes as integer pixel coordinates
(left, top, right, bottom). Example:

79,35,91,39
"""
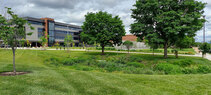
203,15,206,43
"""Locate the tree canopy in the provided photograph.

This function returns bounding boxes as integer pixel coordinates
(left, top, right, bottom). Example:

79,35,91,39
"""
123,40,133,53
199,42,211,58
81,11,125,55
131,0,206,58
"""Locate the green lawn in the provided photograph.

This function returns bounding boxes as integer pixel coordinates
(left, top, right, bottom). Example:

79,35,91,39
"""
0,49,211,95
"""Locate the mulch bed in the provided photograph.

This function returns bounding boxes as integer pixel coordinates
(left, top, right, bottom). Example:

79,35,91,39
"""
0,72,30,76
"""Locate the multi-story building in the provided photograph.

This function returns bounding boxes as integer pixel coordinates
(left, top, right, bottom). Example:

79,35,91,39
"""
24,17,82,47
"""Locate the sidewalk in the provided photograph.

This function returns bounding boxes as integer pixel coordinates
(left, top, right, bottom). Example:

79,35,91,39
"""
4,48,210,61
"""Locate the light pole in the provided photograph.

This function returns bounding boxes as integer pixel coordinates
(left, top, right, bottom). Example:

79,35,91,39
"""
203,15,206,43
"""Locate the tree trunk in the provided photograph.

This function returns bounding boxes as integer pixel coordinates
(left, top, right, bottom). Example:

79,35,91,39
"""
102,45,105,55
12,47,16,75
175,50,178,58
164,43,168,58
128,48,130,54
202,52,205,58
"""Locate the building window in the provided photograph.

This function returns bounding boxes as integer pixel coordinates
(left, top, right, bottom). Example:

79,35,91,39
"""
55,25,68,29
38,28,44,38
73,32,79,35
48,22,55,46
74,37,79,40
54,30,73,40
28,21,43,26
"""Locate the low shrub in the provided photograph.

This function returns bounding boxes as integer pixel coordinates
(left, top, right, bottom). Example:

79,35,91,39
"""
123,67,144,74
173,59,194,67
129,56,142,62
154,63,182,74
197,65,211,74
115,56,128,64
182,67,198,74
127,62,145,68
62,57,86,66
48,57,60,66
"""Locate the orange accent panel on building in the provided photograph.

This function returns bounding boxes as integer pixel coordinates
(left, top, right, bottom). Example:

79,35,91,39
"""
122,35,137,42
40,18,54,47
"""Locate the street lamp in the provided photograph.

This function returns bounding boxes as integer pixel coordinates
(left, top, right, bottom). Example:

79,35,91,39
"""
203,15,206,43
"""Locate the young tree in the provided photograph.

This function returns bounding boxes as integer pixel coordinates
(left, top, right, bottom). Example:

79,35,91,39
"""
26,40,31,48
199,43,210,58
123,40,133,54
39,36,48,50
0,8,33,74
64,34,73,51
175,36,195,50
19,38,25,49
81,11,125,55
131,0,206,58
54,42,59,50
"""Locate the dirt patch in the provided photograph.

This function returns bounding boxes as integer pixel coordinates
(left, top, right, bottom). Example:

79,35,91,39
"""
0,72,30,76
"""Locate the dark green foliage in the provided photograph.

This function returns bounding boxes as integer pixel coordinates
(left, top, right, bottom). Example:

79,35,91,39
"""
154,63,182,74
175,36,195,49
115,56,128,64
81,11,126,54
199,42,211,57
45,51,211,75
49,57,60,66
123,40,133,53
129,56,142,62
131,0,206,58
127,62,145,68
62,57,86,66
173,59,194,67
182,68,198,74
197,65,211,74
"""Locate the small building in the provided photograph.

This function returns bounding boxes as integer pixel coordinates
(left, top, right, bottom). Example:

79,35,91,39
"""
114,34,149,50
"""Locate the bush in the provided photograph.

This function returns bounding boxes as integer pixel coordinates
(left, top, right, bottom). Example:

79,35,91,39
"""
123,67,144,74
62,57,86,66
197,65,211,74
115,56,128,64
127,62,145,68
48,57,60,66
96,61,126,72
154,63,182,74
173,59,194,67
129,56,142,62
182,67,197,74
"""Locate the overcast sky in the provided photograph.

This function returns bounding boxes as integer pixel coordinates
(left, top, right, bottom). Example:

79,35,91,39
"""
0,0,210,42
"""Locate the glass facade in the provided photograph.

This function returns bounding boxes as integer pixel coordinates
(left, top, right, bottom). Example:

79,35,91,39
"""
73,37,79,40
48,22,55,46
38,28,44,38
28,21,43,25
54,30,73,39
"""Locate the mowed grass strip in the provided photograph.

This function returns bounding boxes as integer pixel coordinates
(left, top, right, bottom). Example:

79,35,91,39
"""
0,49,211,95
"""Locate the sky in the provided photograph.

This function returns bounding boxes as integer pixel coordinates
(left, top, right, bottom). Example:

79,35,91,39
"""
0,0,210,42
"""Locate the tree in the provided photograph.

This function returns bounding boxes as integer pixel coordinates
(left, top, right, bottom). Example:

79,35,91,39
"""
39,36,48,50
81,11,125,55
0,7,33,74
199,43,210,58
175,36,195,50
54,42,59,50
64,34,73,51
131,0,206,58
19,38,25,49
26,40,31,48
123,40,133,54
